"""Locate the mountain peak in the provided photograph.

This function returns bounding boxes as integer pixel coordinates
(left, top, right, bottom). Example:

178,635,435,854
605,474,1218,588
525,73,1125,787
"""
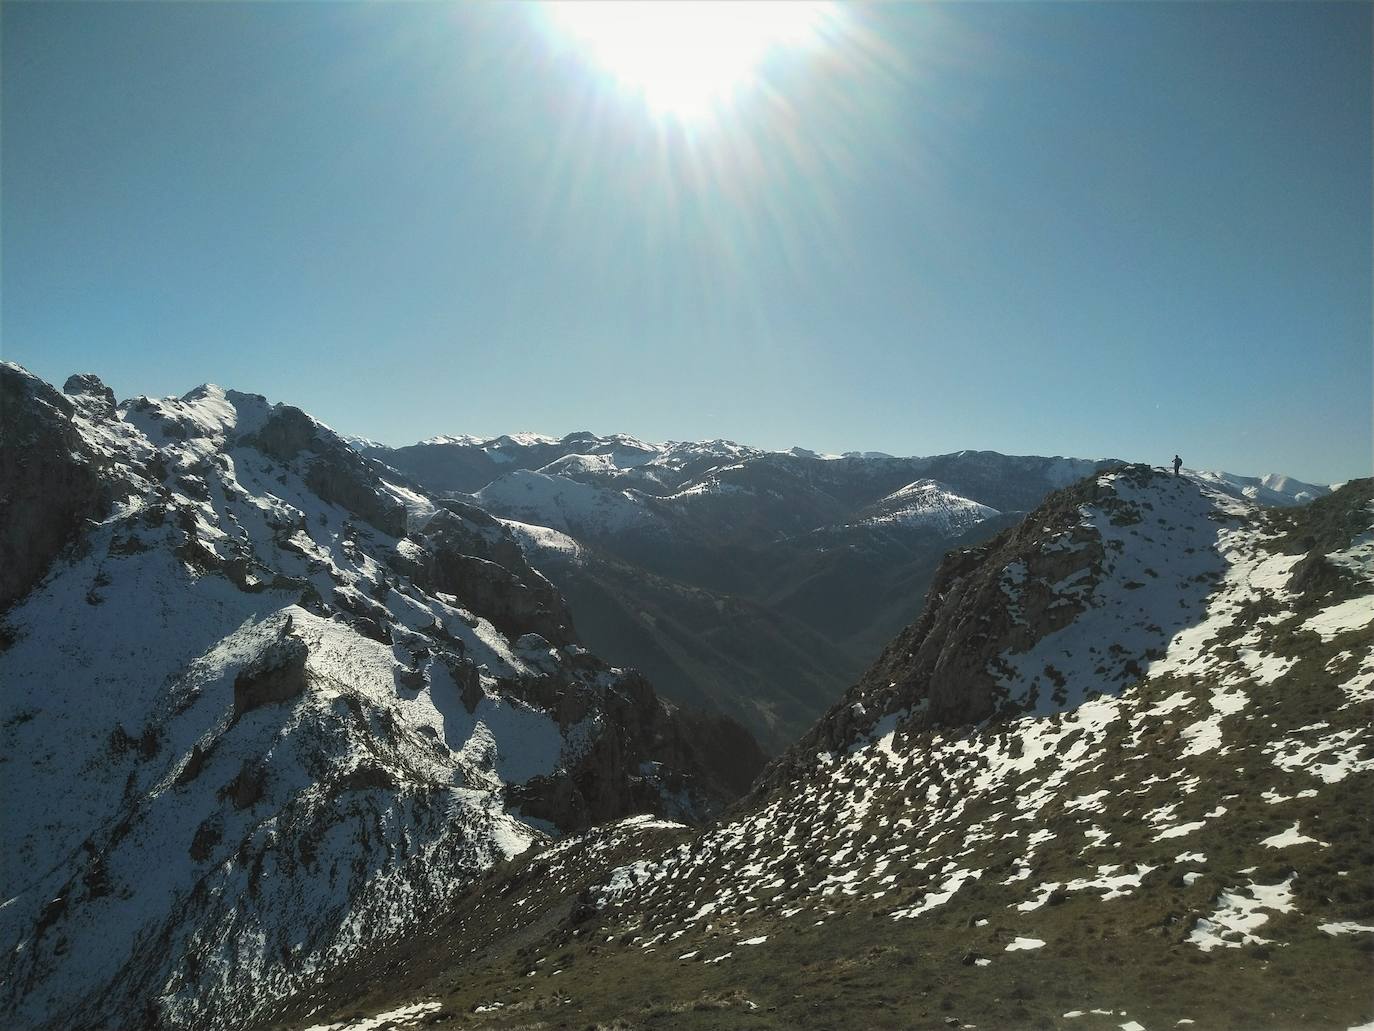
0,366,763,1031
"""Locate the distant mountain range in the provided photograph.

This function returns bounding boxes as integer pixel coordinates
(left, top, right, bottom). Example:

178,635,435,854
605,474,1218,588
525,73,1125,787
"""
358,432,1329,751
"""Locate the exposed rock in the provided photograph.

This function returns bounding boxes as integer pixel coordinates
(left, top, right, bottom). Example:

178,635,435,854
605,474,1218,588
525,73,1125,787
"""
0,363,109,609
396,510,578,646
175,743,211,786
62,373,117,416
220,762,267,810
441,655,485,713
509,670,766,832
430,501,529,568
237,402,407,538
335,763,398,794
232,630,309,718
188,816,222,863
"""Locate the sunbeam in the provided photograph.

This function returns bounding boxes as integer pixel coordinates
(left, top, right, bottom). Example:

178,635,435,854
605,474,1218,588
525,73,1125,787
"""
545,1,837,122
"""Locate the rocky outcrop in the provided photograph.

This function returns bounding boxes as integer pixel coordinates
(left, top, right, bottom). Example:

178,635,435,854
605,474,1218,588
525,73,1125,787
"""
232,624,309,718
236,401,408,538
1272,477,1373,612
0,364,110,610
393,508,577,646
429,501,528,568
754,467,1138,794
63,374,117,416
508,670,766,832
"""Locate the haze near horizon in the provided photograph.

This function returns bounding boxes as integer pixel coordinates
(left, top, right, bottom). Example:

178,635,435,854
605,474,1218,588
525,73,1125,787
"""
2,1,1369,483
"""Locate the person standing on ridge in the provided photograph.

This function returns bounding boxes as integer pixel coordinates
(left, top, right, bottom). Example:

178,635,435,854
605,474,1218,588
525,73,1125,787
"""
1173,455,1183,478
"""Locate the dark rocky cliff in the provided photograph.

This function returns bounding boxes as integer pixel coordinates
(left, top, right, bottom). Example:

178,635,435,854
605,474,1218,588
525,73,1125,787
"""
754,463,1204,794
0,365,111,609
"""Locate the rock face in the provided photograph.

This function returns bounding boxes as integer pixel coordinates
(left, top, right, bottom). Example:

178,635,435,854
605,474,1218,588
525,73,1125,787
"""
394,505,577,647
0,367,763,1031
756,463,1232,793
231,624,309,717
63,373,117,414
236,399,410,538
508,670,768,831
0,364,110,609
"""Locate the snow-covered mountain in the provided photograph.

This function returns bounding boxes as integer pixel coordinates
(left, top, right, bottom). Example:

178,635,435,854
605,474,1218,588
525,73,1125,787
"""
470,469,664,538
265,467,1374,1031
360,433,760,497
363,435,1331,753
849,478,1000,535
1189,468,1329,507
362,437,1120,748
0,365,763,1031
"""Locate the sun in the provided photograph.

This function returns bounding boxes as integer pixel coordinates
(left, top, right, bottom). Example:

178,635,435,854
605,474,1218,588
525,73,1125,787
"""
546,1,837,121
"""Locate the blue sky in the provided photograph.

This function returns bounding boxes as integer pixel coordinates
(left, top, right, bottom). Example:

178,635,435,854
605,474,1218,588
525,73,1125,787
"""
3,1,1369,483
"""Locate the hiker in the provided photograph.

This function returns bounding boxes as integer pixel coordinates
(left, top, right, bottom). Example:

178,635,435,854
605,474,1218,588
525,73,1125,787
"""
1172,455,1182,478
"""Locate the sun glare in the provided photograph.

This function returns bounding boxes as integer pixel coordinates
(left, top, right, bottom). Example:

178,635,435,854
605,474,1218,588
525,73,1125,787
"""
546,1,837,121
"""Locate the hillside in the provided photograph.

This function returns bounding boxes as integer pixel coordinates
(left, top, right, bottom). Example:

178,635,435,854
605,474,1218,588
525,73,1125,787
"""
0,365,763,1031
367,435,1127,749
263,468,1373,1031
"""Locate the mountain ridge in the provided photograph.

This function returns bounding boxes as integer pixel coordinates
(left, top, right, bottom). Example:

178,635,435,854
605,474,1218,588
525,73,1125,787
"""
0,364,765,1031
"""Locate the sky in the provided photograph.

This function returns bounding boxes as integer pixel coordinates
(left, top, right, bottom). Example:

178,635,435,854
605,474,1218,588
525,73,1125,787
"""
3,1,1370,484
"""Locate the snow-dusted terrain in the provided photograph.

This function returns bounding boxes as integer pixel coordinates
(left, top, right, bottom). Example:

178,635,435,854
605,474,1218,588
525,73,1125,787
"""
470,468,662,538
270,466,1373,1031
4,361,1360,1031
364,432,1328,752
1189,468,1330,507
366,436,1141,749
851,478,999,535
0,365,759,1031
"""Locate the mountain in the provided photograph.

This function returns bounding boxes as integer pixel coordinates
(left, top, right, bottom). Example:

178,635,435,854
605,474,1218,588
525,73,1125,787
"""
0,365,764,1031
363,436,1118,749
261,466,1372,1031
1190,469,1330,507
848,478,1000,534
367,433,1328,752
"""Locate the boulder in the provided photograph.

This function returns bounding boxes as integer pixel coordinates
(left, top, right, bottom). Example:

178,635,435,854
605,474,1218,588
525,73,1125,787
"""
233,630,309,718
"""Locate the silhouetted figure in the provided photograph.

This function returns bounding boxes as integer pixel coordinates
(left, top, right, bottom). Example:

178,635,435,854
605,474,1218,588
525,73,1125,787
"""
1173,455,1182,478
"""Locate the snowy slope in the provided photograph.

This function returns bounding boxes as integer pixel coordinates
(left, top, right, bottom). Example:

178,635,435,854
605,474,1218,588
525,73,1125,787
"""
0,366,756,1031
270,470,1373,1031
469,469,663,537
1190,468,1329,507
851,479,999,535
